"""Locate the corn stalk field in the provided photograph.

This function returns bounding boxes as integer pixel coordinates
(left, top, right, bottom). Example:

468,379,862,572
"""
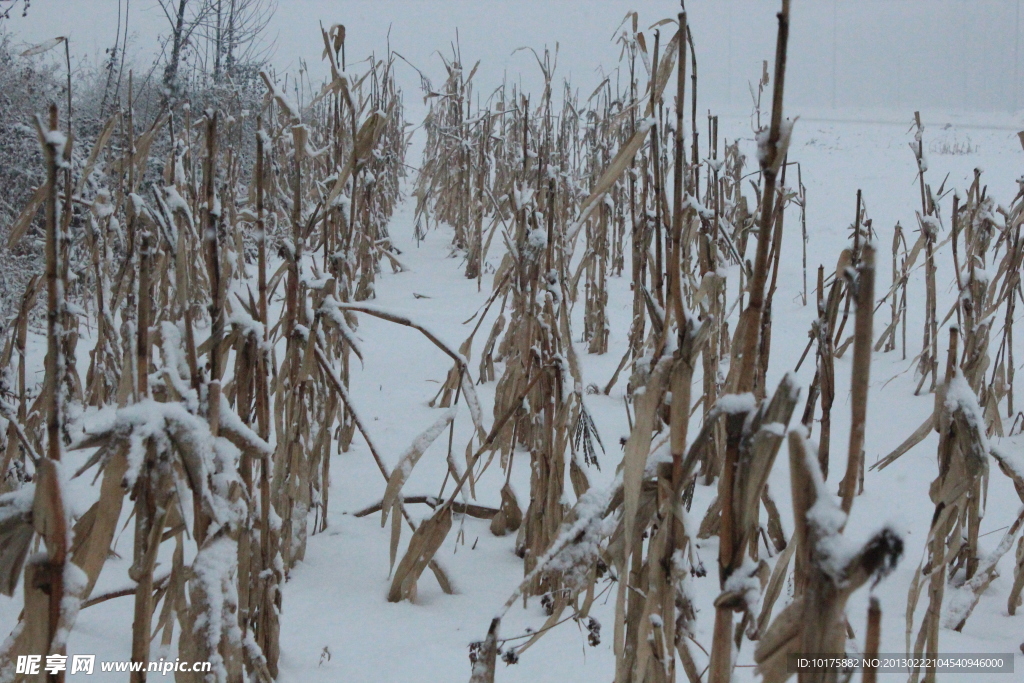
1,2,1024,682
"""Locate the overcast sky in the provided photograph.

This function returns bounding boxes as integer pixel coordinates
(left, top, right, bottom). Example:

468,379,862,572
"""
3,0,1023,117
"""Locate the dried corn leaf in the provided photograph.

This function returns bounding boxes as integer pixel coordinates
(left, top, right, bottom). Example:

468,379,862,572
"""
75,112,119,195
570,119,654,241
754,598,804,683
755,536,796,637
871,412,935,472
0,487,34,596
643,29,680,117
381,408,457,527
388,506,453,603
21,36,65,56
389,499,402,575
468,618,500,683
489,482,522,537
623,361,669,557
6,182,47,247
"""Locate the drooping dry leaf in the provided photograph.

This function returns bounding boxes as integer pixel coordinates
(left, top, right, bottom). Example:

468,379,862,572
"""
75,112,119,195
21,36,65,57
381,408,457,527
622,362,668,557
6,182,47,247
488,482,522,537
389,499,402,575
388,506,453,603
0,488,34,596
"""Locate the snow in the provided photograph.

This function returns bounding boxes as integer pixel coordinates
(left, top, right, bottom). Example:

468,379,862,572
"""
945,370,991,454
526,227,547,252
261,76,301,123
716,393,756,415
723,560,763,615
54,563,87,651
190,535,242,681
318,295,364,361
44,129,67,163
4,46,1024,683
921,214,942,236
162,185,193,228
0,485,34,527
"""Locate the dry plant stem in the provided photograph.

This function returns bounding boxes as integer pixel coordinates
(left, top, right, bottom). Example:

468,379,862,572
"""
709,4,789,683
40,104,63,462
382,363,545,604
335,304,468,370
196,111,221,555
254,116,280,676
353,496,498,520
42,105,64,467
799,165,807,305
130,211,157,682
733,0,789,394
687,26,699,195
669,357,698,682
839,244,874,513
650,31,665,306
816,265,838,477
671,11,686,315
863,598,881,683
753,426,903,683
130,477,166,683
137,226,152,401
831,191,861,346
35,103,71,683
905,327,985,683
205,111,223,440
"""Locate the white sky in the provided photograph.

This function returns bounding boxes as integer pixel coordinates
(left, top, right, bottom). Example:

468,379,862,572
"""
4,0,1023,117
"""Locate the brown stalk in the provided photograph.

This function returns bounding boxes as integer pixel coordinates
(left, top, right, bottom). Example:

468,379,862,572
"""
839,244,875,513
709,4,790,683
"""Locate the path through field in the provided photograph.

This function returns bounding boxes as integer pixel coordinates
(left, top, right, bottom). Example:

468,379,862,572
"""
268,113,1024,682
4,111,1020,683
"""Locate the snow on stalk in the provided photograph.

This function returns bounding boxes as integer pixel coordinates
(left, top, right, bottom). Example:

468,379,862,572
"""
1,5,1024,682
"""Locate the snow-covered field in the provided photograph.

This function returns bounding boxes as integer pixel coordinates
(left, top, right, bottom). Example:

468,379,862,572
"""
5,107,1020,682
272,112,1024,682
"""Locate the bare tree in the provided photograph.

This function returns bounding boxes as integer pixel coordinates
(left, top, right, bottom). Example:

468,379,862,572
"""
208,0,277,82
156,0,213,96
0,0,30,21
180,0,274,84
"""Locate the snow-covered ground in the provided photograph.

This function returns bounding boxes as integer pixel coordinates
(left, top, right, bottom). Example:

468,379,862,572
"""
275,112,1024,682
4,110,1024,682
